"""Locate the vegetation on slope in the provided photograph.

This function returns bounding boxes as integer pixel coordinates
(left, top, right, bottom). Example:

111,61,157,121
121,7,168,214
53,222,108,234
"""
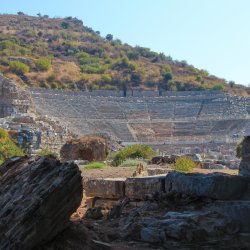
112,144,155,166
0,128,24,165
0,13,248,95
85,161,106,170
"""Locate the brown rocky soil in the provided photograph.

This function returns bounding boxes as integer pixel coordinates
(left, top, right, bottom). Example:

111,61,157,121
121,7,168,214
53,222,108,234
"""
80,166,137,179
80,165,238,179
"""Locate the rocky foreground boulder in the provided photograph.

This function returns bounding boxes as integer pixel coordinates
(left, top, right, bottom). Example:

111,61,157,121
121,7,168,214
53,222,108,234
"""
239,135,250,176
0,156,83,250
60,135,108,162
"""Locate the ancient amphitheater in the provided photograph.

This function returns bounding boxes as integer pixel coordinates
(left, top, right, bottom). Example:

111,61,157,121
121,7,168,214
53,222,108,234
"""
30,88,250,156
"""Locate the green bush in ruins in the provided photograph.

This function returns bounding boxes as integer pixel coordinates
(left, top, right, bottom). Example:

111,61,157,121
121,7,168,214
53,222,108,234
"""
236,141,242,159
37,148,58,158
112,144,155,167
173,156,196,172
0,128,24,165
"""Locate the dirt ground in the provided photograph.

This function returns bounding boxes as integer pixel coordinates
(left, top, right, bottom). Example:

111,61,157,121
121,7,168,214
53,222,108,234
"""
80,164,238,179
80,166,137,179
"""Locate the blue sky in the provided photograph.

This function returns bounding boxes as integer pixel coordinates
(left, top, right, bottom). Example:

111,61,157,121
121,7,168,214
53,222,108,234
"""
2,0,250,85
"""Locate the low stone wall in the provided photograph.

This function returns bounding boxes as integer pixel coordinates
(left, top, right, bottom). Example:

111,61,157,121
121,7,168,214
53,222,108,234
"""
83,172,250,209
83,178,125,199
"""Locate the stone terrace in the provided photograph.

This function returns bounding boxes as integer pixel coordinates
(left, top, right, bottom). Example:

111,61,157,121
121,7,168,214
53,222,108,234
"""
30,88,250,153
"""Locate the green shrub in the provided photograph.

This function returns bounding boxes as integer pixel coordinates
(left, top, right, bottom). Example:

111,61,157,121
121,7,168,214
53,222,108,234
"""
37,148,58,158
85,161,106,170
119,158,146,168
9,61,29,74
0,128,24,165
112,56,136,71
236,141,242,159
212,84,224,91
101,74,112,83
35,57,52,71
0,128,9,140
173,156,196,172
61,21,70,29
112,144,155,167
80,64,106,74
76,52,90,64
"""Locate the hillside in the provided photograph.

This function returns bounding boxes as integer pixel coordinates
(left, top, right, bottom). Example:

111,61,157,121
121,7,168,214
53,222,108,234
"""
0,13,248,95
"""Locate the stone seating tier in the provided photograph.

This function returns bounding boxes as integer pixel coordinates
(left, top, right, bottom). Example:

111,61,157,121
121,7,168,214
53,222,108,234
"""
31,88,250,149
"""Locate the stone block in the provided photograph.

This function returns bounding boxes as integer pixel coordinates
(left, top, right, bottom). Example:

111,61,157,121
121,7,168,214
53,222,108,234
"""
125,176,165,200
83,178,125,199
147,168,173,176
165,172,250,200
239,136,250,176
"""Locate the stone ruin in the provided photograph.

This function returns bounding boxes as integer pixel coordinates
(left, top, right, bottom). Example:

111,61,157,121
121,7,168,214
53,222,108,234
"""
0,74,70,154
239,134,250,176
30,87,250,161
0,99,250,249
1,73,250,161
80,142,250,248
1,143,248,248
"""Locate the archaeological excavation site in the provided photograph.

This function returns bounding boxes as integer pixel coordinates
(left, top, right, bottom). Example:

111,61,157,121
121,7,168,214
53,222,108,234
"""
1,71,250,250
0,13,250,250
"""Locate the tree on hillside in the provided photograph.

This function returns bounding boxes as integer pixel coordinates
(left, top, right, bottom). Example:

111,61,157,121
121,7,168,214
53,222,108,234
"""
17,12,25,16
106,34,113,41
158,63,174,91
229,81,235,88
61,21,70,29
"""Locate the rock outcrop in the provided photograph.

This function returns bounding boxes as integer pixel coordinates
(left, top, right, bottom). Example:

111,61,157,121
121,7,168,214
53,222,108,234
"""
239,135,250,176
60,135,108,161
0,74,32,116
165,171,250,200
0,156,83,250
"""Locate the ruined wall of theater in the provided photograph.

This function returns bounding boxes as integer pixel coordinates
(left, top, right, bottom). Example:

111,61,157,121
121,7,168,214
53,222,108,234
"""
30,87,250,159
239,135,250,176
0,74,33,117
0,74,69,154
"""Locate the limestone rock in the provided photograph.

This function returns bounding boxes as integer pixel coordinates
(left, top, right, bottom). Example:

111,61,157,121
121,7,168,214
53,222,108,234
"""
165,171,250,200
140,210,239,244
211,201,250,232
151,155,176,165
60,135,108,161
83,178,125,199
0,74,32,117
147,167,172,176
85,206,104,220
239,136,250,176
125,176,165,200
0,156,83,250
